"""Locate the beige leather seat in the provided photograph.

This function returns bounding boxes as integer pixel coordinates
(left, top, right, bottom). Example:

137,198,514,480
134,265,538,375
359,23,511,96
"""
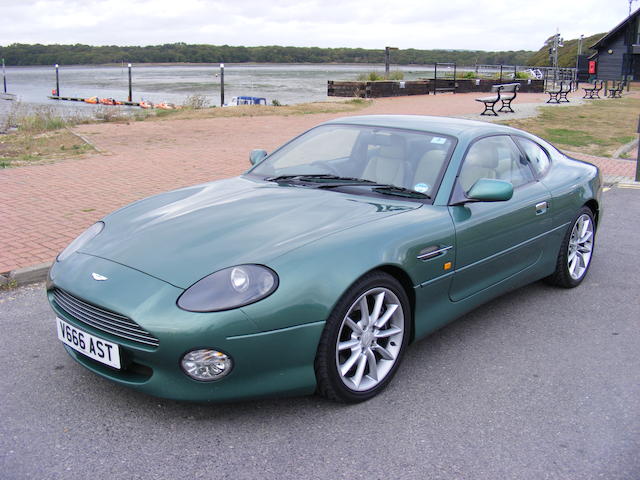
412,150,446,193
458,141,499,192
361,136,406,186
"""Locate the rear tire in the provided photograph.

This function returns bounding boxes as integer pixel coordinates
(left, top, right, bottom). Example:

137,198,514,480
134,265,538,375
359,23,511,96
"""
314,271,410,403
545,206,595,288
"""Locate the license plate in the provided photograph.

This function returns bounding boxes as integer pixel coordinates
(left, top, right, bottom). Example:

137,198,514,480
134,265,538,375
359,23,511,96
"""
56,317,121,369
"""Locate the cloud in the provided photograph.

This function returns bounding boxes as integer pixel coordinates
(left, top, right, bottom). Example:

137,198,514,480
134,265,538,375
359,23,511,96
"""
1,0,633,51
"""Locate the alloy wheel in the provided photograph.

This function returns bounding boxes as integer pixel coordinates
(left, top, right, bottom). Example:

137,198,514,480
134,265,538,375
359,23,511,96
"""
335,287,405,392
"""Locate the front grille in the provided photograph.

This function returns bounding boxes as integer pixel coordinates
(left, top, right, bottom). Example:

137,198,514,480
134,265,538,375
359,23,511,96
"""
53,288,159,348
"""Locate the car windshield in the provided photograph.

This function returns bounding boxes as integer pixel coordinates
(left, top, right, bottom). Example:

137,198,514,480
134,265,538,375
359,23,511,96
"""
249,124,455,198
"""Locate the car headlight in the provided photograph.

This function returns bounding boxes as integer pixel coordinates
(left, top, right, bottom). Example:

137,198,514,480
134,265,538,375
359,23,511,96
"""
57,222,104,263
177,264,278,312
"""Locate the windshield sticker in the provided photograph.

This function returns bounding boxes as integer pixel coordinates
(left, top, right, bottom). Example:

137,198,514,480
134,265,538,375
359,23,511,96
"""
431,137,447,144
414,183,430,193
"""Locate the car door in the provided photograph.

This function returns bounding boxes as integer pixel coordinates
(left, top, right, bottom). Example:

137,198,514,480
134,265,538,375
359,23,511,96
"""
448,135,552,302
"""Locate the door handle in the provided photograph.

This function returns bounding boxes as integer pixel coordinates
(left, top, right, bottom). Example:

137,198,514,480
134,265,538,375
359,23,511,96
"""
535,201,548,215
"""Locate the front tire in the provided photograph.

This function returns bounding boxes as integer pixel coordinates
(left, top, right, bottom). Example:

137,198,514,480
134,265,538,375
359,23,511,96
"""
314,271,410,403
546,206,595,288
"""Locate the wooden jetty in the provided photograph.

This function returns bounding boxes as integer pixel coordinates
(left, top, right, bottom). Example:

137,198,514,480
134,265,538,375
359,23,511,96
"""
48,96,141,106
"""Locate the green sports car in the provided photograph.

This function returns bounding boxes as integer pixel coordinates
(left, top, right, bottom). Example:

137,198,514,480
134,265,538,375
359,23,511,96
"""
47,115,601,403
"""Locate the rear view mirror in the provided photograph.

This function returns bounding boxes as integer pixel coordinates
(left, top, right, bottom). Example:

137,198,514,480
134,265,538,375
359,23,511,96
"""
467,179,513,202
249,149,268,166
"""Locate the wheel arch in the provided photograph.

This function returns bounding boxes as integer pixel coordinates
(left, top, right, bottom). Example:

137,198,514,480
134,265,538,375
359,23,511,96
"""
584,199,600,226
373,264,417,343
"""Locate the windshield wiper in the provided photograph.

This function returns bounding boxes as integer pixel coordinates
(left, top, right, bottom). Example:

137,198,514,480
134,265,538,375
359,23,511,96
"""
265,174,378,184
371,185,430,199
265,174,429,199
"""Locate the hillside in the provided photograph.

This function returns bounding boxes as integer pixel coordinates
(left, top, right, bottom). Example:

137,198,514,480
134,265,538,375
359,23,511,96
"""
527,32,606,67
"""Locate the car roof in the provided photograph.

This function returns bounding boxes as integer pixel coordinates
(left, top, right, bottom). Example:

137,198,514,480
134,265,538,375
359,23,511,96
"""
323,115,521,139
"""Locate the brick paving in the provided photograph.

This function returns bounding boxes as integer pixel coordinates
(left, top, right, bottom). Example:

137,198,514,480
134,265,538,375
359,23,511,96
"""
1,90,637,273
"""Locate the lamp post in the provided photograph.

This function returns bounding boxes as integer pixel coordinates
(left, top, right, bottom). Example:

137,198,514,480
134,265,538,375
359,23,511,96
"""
575,34,583,88
636,115,640,182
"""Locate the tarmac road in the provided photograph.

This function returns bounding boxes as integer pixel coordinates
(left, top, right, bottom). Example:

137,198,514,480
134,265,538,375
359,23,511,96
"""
1,186,639,480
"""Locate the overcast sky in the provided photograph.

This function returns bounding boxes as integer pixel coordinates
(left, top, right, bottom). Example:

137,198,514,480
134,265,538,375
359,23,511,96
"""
1,0,636,51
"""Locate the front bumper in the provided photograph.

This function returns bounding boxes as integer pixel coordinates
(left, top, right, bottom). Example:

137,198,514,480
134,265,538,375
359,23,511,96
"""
47,253,323,402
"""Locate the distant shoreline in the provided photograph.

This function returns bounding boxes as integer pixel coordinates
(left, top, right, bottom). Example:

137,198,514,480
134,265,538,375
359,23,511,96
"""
5,62,439,69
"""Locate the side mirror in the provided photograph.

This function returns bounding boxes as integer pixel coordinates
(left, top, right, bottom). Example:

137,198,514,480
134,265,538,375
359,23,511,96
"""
249,149,268,166
467,178,513,202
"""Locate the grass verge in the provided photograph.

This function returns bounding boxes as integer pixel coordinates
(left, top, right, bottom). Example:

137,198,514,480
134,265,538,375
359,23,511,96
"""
135,98,370,122
499,96,640,158
0,98,369,168
0,104,100,168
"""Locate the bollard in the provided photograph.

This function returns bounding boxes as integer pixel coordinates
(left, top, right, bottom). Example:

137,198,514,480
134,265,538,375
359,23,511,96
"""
128,63,132,102
55,63,60,97
220,63,225,106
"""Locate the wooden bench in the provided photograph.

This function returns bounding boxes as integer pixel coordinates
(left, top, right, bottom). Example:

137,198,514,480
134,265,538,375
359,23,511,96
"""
475,85,503,116
497,83,520,113
607,81,625,98
546,81,571,103
583,80,604,99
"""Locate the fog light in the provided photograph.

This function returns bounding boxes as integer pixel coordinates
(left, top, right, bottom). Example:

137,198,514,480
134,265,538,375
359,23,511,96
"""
181,349,233,381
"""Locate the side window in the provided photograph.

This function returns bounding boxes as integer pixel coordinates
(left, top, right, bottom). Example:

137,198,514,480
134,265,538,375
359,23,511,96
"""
515,137,551,176
458,136,534,193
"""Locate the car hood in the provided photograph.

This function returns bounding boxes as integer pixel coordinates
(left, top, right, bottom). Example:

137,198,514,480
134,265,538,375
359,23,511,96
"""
81,176,420,288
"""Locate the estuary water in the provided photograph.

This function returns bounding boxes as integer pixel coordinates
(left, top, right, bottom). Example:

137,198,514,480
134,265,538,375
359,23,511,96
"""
0,63,439,123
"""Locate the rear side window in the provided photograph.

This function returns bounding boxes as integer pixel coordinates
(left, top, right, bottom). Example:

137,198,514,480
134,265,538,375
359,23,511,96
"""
515,137,551,176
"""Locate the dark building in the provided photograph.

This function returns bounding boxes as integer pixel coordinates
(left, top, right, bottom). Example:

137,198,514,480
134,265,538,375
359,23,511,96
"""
589,7,640,81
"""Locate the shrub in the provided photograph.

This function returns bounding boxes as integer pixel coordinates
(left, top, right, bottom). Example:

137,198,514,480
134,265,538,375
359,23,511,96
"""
356,71,384,81
182,94,210,109
356,71,404,81
387,71,405,80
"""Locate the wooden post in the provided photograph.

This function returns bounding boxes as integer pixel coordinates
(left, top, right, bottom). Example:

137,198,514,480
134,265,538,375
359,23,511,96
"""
55,64,60,97
384,47,397,79
2,58,6,93
220,63,225,106
385,48,390,77
433,63,437,95
128,63,132,102
499,65,503,83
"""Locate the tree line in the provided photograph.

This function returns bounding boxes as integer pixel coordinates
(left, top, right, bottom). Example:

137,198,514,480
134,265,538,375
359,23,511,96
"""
0,43,535,66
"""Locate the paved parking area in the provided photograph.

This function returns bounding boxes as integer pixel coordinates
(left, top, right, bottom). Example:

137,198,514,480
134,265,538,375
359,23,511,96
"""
1,186,638,480
1,90,638,273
